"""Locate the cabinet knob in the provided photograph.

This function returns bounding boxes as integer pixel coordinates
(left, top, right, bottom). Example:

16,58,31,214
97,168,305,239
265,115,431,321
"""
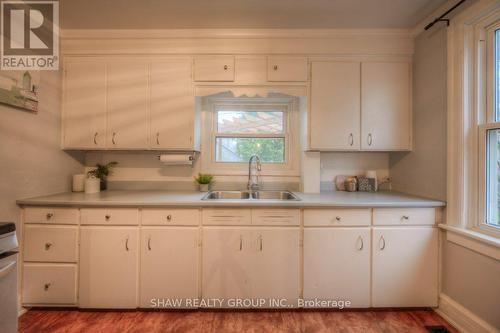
223,65,228,71
44,283,51,291
105,215,111,220
402,215,410,221
335,216,341,222
166,215,172,222
46,213,54,219
273,65,278,71
45,242,52,250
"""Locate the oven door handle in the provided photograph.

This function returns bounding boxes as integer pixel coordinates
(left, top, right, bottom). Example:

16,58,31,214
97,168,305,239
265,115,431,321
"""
0,261,16,280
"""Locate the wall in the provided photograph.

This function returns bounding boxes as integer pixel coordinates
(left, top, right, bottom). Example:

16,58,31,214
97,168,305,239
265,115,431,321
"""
0,70,84,232
320,152,390,191
389,27,447,200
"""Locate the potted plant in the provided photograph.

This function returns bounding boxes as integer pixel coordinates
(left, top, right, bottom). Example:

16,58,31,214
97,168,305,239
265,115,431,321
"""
87,162,118,191
194,173,214,192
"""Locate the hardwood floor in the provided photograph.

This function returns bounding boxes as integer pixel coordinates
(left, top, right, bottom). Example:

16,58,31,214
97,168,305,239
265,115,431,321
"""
19,309,457,333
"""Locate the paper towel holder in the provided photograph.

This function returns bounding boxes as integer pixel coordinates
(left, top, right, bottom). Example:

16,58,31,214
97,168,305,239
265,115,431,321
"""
156,152,197,167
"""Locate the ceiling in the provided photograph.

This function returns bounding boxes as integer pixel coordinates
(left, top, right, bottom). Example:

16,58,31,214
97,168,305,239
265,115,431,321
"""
60,0,449,30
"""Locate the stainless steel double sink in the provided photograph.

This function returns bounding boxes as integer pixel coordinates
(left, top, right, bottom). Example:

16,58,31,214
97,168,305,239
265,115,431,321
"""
202,190,300,201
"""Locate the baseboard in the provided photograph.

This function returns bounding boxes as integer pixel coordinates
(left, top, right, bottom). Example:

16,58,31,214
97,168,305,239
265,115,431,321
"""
434,293,499,333
18,307,28,317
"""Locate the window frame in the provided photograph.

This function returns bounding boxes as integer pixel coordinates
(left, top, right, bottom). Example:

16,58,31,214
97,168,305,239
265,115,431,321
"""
475,18,500,238
200,96,300,176
213,105,288,164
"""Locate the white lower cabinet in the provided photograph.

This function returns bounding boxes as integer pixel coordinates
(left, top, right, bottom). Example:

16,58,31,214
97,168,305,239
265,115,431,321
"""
140,227,199,308
79,227,139,308
303,228,371,308
372,227,438,307
202,227,299,308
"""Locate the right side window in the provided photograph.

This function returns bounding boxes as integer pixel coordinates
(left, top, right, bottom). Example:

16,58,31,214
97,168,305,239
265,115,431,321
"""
484,27,500,230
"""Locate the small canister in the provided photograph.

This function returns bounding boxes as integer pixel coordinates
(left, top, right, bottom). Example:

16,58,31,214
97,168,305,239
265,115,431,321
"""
344,177,358,192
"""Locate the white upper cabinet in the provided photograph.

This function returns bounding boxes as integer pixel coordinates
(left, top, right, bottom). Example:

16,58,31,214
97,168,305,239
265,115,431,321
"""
63,59,106,149
235,56,267,84
267,57,308,82
107,60,149,149
310,62,361,150
150,59,195,149
194,56,235,81
361,62,412,150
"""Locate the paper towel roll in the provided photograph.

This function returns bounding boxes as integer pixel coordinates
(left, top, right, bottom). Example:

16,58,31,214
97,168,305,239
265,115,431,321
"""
72,174,85,192
159,154,193,165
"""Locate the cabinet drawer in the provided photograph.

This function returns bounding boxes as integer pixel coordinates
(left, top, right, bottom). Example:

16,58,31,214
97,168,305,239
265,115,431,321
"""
267,57,308,82
373,208,436,226
23,225,78,263
304,209,371,227
22,263,77,305
202,209,251,225
81,208,138,225
142,209,199,226
24,207,78,225
194,56,235,81
252,209,300,226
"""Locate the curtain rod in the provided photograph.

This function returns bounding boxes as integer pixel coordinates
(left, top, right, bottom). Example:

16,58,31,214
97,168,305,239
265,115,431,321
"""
424,0,467,30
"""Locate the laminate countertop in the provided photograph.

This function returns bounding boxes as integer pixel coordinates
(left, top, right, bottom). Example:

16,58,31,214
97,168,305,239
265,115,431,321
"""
17,190,445,208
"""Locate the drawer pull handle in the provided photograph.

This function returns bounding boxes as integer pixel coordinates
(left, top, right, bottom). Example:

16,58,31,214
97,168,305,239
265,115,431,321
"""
402,215,410,221
223,65,228,71
147,237,152,251
239,236,243,251
357,236,364,251
349,133,354,146
156,132,160,145
259,235,263,252
112,132,117,145
46,213,54,219
44,283,51,291
166,215,172,222
379,235,386,250
45,242,52,250
273,65,278,71
93,132,98,145
335,216,341,222
105,215,111,220
368,133,373,146
125,237,129,251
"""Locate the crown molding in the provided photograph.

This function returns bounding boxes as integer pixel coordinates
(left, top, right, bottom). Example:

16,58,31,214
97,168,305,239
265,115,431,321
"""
61,28,413,40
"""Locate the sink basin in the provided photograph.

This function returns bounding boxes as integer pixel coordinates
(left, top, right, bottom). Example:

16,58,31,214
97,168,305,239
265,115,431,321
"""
202,190,300,201
202,191,251,200
251,191,300,200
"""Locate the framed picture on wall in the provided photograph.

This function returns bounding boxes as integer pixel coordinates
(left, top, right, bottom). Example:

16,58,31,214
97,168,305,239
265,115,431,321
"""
0,71,40,112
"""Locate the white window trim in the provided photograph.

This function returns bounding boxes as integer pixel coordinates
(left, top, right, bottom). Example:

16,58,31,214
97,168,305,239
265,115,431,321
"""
200,96,301,177
446,0,500,254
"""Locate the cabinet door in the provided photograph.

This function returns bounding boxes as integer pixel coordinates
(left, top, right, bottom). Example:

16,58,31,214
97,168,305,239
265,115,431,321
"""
79,227,138,308
267,57,308,82
63,59,106,149
361,62,411,150
150,59,195,149
310,62,361,150
202,227,252,305
194,56,234,81
140,228,199,308
372,227,438,307
251,228,300,307
107,60,149,149
303,228,370,308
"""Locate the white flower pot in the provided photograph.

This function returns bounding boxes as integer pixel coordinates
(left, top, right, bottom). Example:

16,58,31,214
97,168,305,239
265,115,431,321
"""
199,184,210,192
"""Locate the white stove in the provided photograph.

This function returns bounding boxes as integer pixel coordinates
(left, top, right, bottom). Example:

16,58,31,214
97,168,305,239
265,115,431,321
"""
0,222,18,333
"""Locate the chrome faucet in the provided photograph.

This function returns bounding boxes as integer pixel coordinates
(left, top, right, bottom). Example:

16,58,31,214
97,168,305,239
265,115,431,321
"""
247,155,262,191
